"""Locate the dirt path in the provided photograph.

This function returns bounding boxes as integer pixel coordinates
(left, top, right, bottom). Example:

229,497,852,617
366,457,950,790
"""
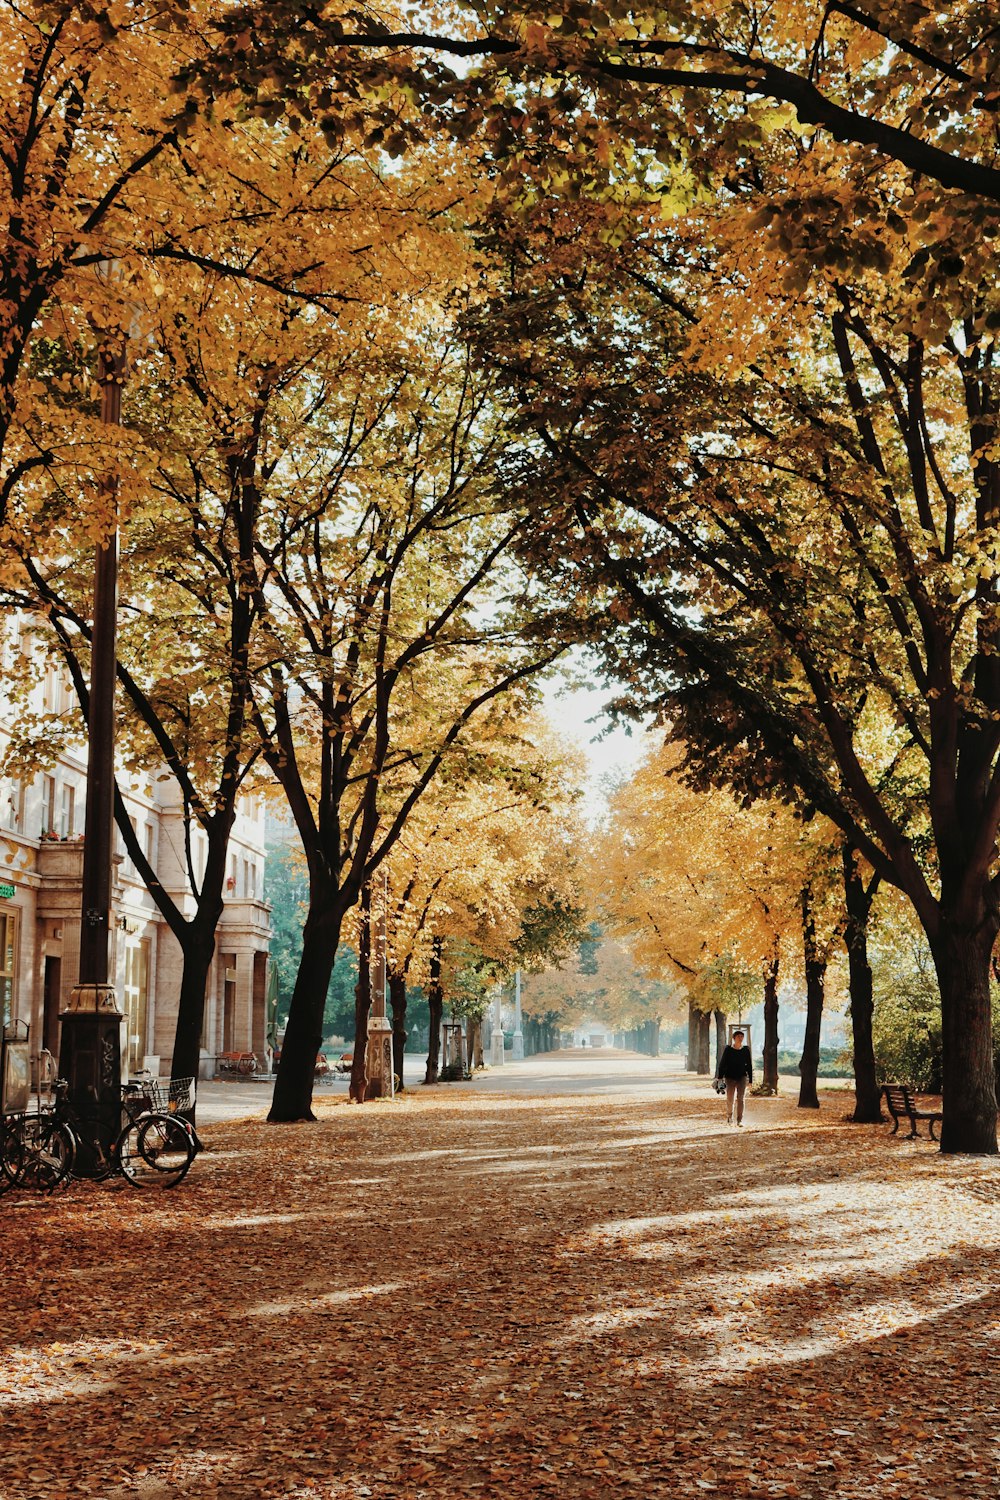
1,1070,998,1499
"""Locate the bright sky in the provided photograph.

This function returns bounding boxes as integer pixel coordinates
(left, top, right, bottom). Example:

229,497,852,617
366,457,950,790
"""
542,671,650,823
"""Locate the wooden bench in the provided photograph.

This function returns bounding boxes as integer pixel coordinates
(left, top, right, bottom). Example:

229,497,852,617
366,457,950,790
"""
217,1051,259,1076
882,1083,942,1141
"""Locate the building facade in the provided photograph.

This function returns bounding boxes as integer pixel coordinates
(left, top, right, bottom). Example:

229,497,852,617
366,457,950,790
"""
1,647,271,1080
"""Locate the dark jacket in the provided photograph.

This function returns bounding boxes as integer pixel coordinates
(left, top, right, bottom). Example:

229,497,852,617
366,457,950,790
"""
716,1044,753,1083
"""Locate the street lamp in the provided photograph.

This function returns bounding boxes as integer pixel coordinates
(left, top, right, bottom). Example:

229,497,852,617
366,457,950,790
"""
512,968,524,1060
365,867,394,1098
59,301,129,1134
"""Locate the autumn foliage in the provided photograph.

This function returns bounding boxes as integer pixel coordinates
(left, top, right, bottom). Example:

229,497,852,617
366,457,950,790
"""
0,3,999,1147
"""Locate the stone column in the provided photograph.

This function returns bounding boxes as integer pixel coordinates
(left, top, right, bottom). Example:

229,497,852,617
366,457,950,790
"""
366,871,394,1098
62,325,127,1152
489,984,505,1066
511,969,524,1061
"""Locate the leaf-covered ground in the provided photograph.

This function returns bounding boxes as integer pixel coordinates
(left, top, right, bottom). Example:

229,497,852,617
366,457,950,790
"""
2,1063,999,1499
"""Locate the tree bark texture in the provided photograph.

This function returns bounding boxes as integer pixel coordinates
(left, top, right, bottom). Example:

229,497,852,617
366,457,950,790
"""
762,954,780,1095
798,886,825,1109
169,920,220,1117
424,936,443,1085
687,1002,697,1070
713,1010,726,1073
348,885,373,1104
695,1009,711,1074
472,1018,485,1070
930,918,999,1154
389,970,407,1090
842,846,882,1123
268,903,342,1121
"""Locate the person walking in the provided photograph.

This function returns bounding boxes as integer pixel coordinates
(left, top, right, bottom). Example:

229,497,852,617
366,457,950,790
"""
715,1028,753,1126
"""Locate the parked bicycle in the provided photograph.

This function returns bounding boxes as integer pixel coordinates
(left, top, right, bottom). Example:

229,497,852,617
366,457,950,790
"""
1,1105,74,1191
2,1076,198,1191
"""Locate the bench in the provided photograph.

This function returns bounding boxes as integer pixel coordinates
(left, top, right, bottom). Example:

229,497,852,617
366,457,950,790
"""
216,1051,259,1076
882,1083,942,1141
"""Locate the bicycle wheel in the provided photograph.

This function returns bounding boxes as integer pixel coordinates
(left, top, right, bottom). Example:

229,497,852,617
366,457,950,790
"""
0,1120,24,1188
120,1113,194,1188
16,1117,75,1191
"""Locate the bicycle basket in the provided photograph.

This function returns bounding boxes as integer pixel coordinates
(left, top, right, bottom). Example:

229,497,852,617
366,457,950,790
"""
141,1077,196,1113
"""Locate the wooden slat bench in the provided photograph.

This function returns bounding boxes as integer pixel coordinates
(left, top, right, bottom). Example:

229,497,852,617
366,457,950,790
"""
882,1083,943,1142
217,1051,259,1076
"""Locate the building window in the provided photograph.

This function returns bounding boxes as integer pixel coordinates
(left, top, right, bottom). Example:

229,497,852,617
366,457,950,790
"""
41,774,56,838
122,939,149,1075
0,778,22,833
0,909,16,1027
59,783,75,839
1,615,18,671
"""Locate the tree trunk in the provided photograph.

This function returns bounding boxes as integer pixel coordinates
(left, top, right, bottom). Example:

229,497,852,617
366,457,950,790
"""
713,1010,726,1073
473,1018,485,1070
762,952,780,1095
695,1009,711,1074
169,923,218,1094
929,917,999,1154
651,1017,661,1057
424,936,443,1085
842,846,882,1123
349,885,372,1104
389,970,407,1091
798,886,825,1110
686,1001,697,1070
268,903,343,1122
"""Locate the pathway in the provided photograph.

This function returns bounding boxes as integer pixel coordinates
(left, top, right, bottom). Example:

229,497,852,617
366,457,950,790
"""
1,1057,997,1500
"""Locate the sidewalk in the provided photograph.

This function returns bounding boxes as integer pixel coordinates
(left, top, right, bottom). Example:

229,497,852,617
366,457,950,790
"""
2,1064,998,1500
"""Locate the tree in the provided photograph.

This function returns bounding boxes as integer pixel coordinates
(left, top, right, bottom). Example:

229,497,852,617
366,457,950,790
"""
197,4,1000,208
373,714,587,1086
0,3,200,530
594,741,818,1083
520,935,682,1049
0,99,403,1082
249,315,568,1120
263,833,358,1040
841,845,882,1122
471,98,1000,1149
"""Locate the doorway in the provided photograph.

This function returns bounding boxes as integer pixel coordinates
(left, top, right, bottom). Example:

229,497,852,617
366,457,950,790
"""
122,940,149,1075
43,955,61,1059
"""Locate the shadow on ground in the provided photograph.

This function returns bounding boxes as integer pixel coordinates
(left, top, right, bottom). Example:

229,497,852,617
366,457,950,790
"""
1,1071,998,1500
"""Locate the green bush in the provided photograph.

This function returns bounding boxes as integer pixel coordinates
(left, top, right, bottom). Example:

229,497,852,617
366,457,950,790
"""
774,1048,852,1079
868,918,1000,1091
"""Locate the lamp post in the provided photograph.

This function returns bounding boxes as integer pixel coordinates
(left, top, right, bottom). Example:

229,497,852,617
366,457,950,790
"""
59,322,128,1133
489,983,505,1066
511,968,524,1061
365,868,394,1098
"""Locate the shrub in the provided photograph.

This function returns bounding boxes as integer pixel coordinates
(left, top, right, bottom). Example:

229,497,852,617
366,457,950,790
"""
774,1048,852,1079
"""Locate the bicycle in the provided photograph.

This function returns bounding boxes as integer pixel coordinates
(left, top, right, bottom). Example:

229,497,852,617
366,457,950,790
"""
0,1111,25,1190
1,1105,74,1192
9,1077,198,1190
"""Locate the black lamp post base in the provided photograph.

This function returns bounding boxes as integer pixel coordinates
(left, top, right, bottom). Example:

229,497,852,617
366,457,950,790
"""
59,986,123,1105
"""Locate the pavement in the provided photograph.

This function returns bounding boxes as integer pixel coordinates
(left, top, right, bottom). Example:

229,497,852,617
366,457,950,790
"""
195,1048,678,1121
195,1048,830,1121
4,1050,997,1500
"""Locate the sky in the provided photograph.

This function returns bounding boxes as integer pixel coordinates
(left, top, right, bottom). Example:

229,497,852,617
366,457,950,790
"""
542,674,650,823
